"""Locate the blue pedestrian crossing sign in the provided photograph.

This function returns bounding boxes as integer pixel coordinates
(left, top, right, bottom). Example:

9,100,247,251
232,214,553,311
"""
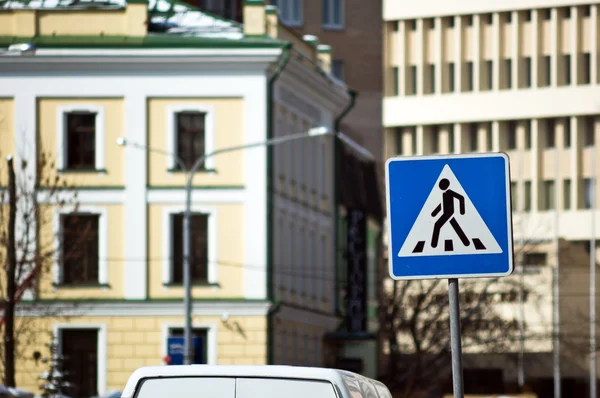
385,153,514,280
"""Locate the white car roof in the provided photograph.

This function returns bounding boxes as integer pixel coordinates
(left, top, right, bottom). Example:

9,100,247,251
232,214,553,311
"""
121,365,373,398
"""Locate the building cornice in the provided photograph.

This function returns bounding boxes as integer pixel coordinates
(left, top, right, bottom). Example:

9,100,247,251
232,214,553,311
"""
8,300,273,317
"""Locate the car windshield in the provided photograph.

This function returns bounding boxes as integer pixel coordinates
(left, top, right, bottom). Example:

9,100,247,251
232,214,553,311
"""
134,376,338,398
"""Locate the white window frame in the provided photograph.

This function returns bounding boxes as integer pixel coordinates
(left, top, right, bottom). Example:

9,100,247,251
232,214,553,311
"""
166,104,216,171
56,104,105,171
322,0,344,30
52,206,109,287
276,0,303,27
161,322,217,365
53,323,107,397
162,205,218,285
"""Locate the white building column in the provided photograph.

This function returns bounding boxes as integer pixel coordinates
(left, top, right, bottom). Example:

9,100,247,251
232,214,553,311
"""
492,12,501,90
473,14,481,92
570,117,580,210
435,17,443,95
571,6,579,85
512,11,519,90
531,119,540,211
123,94,148,299
417,18,425,96
453,123,462,153
416,125,425,155
492,121,501,152
399,20,407,96
532,9,540,88
551,8,559,87
590,5,598,85
454,16,462,93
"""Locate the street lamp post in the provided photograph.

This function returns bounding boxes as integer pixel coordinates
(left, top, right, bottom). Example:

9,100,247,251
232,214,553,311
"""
117,126,371,365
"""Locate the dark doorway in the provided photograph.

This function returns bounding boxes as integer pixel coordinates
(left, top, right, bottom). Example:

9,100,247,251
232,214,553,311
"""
61,328,99,398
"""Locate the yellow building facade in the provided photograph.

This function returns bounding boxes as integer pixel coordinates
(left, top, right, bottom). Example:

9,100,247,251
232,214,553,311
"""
0,0,352,395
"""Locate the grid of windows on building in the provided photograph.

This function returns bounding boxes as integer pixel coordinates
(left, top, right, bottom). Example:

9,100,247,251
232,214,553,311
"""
387,6,597,97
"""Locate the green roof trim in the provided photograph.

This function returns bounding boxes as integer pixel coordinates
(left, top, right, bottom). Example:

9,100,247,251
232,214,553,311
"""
244,0,265,4
0,35,287,49
127,0,148,4
317,44,331,53
265,5,278,14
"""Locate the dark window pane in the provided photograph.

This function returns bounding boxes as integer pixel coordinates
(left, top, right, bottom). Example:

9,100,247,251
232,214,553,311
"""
62,329,98,398
61,214,99,285
66,112,96,170
176,112,206,169
169,328,208,364
172,213,209,283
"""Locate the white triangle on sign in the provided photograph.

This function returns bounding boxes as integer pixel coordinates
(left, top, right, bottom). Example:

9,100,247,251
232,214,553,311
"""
398,164,502,257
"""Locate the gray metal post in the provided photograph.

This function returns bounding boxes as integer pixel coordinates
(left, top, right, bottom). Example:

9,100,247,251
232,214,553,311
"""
448,278,465,398
183,180,194,365
553,136,561,398
591,142,597,398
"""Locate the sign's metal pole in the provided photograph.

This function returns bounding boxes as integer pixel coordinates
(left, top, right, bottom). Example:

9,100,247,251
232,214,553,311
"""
448,278,465,398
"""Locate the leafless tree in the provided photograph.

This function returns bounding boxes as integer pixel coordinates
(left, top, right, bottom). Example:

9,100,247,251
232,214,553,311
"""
0,149,82,387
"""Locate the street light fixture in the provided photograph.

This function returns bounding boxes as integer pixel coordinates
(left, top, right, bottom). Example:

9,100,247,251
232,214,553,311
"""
117,125,375,365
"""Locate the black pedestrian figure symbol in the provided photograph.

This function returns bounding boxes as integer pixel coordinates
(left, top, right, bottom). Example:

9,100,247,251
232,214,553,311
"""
430,178,470,249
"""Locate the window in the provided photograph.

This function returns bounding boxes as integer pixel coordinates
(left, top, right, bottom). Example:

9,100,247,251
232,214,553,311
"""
507,121,517,150
409,20,416,31
524,181,532,211
60,214,100,285
57,105,105,172
563,54,571,85
322,0,343,28
62,329,99,396
198,0,240,22
408,65,417,95
543,55,551,86
449,124,455,153
271,0,302,26
392,66,399,95
585,178,594,209
167,105,214,171
524,121,532,149
168,327,208,364
163,206,216,285
486,60,493,90
466,62,473,91
564,179,571,210
524,252,547,266
56,325,106,398
524,10,532,21
484,13,493,24
487,125,493,151
585,116,595,147
546,118,556,148
564,7,571,19
395,128,403,155
428,64,435,94
171,213,209,284
564,118,571,148
332,59,345,81
582,53,591,84
543,180,555,210
448,62,455,92
430,126,440,153
543,9,551,20
176,112,206,169
523,57,532,87
465,15,473,26
448,16,455,28
469,124,478,152
504,58,512,89
65,112,96,169
511,182,517,208
582,5,591,17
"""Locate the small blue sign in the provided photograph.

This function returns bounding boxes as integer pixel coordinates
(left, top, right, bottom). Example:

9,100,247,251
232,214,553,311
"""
167,337,204,365
385,153,513,280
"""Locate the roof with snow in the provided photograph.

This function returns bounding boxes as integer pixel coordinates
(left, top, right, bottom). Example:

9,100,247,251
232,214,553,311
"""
0,0,247,40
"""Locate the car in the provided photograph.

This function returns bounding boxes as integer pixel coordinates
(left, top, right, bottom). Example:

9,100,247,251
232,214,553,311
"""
121,365,392,398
